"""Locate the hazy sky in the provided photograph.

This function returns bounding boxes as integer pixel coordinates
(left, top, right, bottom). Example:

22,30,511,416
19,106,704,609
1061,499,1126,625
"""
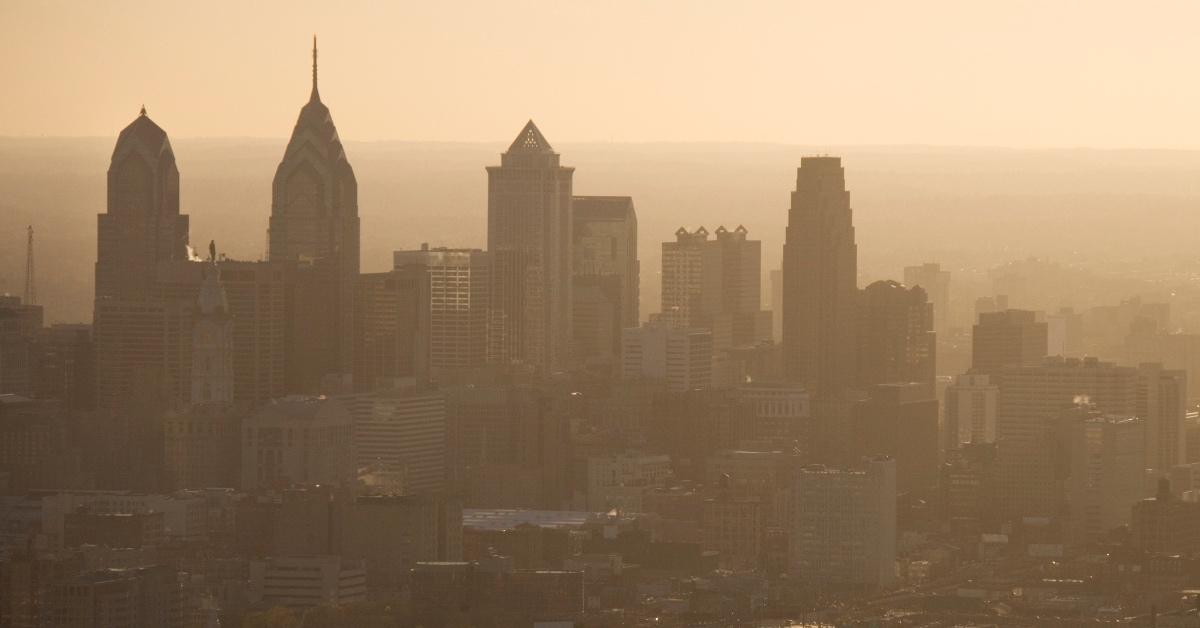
2,1,1198,147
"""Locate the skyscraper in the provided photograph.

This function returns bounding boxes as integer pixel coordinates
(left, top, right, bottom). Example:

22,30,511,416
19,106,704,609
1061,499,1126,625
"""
572,196,638,366
93,109,191,419
659,225,770,351
971,309,1047,374
790,456,896,588
95,107,189,302
903,263,951,335
782,157,858,398
354,267,430,389
267,39,360,385
486,121,574,373
856,280,935,394
393,246,492,372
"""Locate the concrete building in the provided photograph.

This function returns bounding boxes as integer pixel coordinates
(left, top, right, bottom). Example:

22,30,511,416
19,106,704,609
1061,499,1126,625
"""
0,296,42,397
342,495,463,591
854,383,940,494
241,396,355,491
585,451,672,511
393,246,491,371
782,157,858,399
739,382,811,444
903,262,951,336
659,225,770,351
487,120,574,374
971,309,1047,375
856,280,936,394
154,258,312,409
248,555,367,608
572,196,639,367
340,386,447,494
444,385,570,510
621,323,712,392
1132,478,1200,555
267,40,359,384
50,565,182,628
790,457,896,589
1136,362,1188,472
354,267,429,388
994,357,1141,520
29,323,94,412
1057,406,1145,543
769,268,784,345
944,373,999,448
164,254,241,490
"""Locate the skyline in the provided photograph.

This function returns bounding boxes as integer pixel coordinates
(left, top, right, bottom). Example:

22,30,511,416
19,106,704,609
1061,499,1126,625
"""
3,1,1200,148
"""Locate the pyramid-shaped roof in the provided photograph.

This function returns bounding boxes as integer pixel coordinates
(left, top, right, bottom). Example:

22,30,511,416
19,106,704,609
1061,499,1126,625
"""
507,120,555,154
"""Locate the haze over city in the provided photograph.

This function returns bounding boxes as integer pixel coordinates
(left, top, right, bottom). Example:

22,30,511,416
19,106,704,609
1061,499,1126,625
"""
3,2,1200,627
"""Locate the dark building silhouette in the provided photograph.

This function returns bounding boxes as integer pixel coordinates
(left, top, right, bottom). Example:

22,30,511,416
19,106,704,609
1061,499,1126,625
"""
393,246,492,373
354,267,430,389
854,383,940,494
856,280,936,394
95,108,189,302
572,196,638,368
487,121,574,374
267,39,359,387
659,225,770,352
93,109,190,419
903,263,950,336
782,157,857,399
971,309,1047,374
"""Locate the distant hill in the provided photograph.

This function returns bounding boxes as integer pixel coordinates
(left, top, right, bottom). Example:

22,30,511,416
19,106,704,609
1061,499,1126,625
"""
2,138,1198,324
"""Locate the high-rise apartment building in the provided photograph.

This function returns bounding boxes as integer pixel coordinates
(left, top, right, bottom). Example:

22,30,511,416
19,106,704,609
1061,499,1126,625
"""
971,309,1047,374
856,280,935,394
267,40,359,385
782,157,858,398
487,121,574,373
393,246,491,371
659,225,770,351
903,263,951,335
572,196,639,366
790,456,896,588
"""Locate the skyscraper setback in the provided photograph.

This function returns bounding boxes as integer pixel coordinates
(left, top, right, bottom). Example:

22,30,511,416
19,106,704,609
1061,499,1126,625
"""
782,157,858,398
267,38,360,385
487,121,574,374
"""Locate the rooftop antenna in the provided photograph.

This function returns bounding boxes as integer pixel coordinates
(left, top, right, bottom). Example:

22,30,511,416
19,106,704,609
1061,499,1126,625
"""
23,225,36,305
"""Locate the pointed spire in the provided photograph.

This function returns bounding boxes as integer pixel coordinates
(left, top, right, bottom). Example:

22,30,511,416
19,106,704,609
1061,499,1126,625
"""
507,119,554,154
310,35,320,102
139,104,147,117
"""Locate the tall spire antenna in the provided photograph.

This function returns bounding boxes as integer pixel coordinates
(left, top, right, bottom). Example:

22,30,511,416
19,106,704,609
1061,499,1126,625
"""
310,35,319,101
23,225,35,306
